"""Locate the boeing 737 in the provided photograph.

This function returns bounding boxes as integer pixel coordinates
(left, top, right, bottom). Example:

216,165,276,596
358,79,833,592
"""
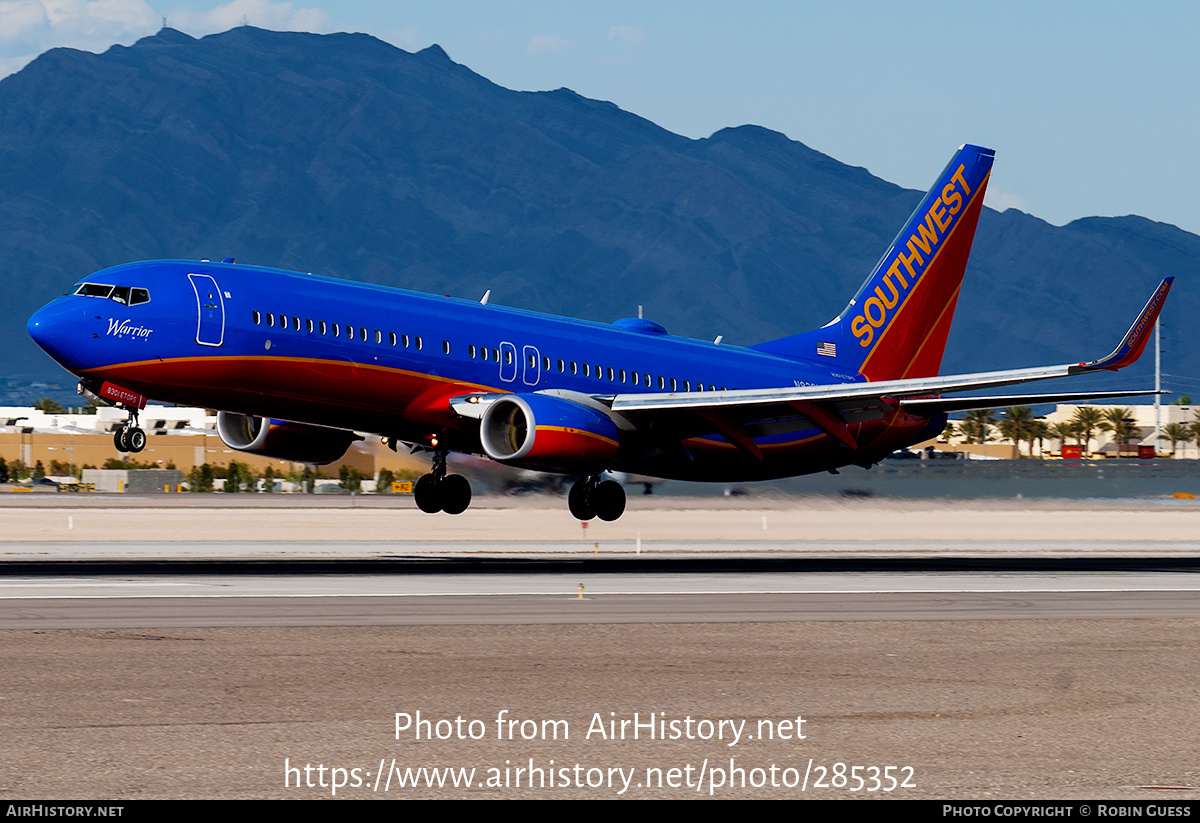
27,144,1171,520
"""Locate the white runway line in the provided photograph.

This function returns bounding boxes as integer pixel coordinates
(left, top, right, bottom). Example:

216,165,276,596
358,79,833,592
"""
3,572,1200,599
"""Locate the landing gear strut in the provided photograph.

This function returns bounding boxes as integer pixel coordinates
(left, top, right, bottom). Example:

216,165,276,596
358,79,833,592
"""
112,408,146,454
414,448,472,515
568,475,626,522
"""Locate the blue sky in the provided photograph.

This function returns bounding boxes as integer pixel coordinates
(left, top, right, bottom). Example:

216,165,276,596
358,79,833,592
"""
3,0,1198,235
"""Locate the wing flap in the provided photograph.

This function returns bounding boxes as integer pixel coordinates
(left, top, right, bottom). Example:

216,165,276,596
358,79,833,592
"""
899,389,1160,415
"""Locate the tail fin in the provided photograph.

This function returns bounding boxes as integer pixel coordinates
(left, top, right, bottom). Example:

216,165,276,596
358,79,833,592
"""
753,144,994,381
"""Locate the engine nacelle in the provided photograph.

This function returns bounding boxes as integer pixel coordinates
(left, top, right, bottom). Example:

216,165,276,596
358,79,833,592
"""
216,412,356,465
480,394,620,473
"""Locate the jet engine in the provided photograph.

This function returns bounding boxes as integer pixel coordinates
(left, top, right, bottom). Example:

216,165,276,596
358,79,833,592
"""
216,412,357,465
479,394,620,474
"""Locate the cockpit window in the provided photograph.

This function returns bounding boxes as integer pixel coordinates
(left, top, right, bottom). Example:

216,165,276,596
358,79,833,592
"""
73,283,151,305
75,283,113,298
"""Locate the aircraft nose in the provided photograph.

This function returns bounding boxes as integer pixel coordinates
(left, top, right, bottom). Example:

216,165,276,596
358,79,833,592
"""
28,298,86,370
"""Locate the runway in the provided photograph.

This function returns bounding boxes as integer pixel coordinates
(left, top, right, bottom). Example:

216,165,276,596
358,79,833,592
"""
3,565,1200,627
3,499,1200,799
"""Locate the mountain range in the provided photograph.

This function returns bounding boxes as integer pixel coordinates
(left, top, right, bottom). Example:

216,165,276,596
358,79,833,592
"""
1,26,1195,405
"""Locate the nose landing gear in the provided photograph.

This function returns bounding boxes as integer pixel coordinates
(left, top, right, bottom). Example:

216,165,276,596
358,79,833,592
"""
79,381,147,455
413,448,473,515
568,475,626,522
113,411,146,454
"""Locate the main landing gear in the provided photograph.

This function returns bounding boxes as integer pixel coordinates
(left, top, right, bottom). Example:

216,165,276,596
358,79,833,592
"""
568,475,626,522
112,410,146,454
413,448,472,515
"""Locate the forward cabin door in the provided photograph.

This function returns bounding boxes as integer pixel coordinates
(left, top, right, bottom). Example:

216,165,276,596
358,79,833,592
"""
499,341,517,383
188,274,225,346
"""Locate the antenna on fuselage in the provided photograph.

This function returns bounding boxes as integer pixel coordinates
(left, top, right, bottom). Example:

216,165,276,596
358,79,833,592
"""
480,290,491,305
714,335,723,345
637,304,643,319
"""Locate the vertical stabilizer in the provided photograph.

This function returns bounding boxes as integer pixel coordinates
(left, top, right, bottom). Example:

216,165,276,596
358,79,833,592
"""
753,144,994,381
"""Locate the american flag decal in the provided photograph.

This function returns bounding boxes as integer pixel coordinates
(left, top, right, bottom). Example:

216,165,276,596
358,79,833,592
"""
817,341,836,357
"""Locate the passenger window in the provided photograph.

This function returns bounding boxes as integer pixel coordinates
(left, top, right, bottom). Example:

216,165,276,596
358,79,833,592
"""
333,323,339,337
307,319,314,333
320,321,327,335
444,340,451,355
481,347,488,361
632,372,639,386
390,332,397,346
504,349,512,364
293,317,300,330
416,337,423,350
570,361,578,375
253,311,261,325
375,330,382,344
267,313,274,327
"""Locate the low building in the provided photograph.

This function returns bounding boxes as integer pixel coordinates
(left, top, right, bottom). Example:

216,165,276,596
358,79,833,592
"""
936,403,1199,459
82,469,183,493
0,405,426,486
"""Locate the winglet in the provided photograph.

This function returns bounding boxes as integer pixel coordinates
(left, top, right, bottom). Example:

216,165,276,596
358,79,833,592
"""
1071,277,1173,373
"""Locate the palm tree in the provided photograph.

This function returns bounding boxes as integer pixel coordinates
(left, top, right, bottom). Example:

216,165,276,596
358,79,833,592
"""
1027,419,1051,458
1071,406,1104,455
1162,422,1187,457
1051,420,1080,451
998,406,1035,455
1189,410,1200,454
1100,407,1137,455
961,409,997,445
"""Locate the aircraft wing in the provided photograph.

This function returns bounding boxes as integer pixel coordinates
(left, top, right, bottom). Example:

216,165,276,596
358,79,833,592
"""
609,278,1173,420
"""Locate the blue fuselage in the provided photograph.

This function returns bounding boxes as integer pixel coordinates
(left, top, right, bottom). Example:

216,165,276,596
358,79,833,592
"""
29,259,938,480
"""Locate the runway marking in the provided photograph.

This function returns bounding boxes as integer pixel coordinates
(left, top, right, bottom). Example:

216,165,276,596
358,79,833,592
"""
3,587,1200,600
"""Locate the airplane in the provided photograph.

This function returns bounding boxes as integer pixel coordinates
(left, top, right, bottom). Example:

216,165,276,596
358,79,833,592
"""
27,144,1171,520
